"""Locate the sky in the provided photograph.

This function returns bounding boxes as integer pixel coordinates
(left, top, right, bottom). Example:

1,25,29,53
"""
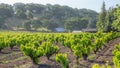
0,0,119,12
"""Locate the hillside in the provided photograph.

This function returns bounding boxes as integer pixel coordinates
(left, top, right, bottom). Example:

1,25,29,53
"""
0,3,98,31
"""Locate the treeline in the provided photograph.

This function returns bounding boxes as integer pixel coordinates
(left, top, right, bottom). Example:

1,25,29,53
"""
1,2,120,32
0,3,98,31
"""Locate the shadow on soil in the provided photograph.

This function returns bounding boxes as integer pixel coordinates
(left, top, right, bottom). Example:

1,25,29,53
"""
0,51,11,54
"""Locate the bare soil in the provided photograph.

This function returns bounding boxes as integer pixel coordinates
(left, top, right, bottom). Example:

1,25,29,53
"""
0,38,120,68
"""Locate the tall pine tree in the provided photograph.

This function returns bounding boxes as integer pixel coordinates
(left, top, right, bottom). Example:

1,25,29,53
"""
105,7,115,32
112,5,120,31
97,1,107,31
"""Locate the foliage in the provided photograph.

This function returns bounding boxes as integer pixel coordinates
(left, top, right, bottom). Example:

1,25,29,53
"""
56,53,69,68
9,37,17,50
31,19,42,30
15,9,27,19
14,3,27,19
20,43,44,64
0,31,120,67
112,44,120,68
26,10,33,19
0,3,98,30
72,35,92,60
65,17,88,32
97,2,120,32
92,37,104,54
97,2,106,31
23,20,31,30
112,5,120,31
105,8,115,32
0,36,10,52
45,21,59,31
0,3,13,28
40,42,59,60
96,1,107,31
0,4,13,18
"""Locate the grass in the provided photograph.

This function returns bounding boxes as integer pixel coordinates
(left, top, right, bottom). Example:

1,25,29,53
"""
0,52,22,60
18,63,32,68
0,56,27,64
13,63,32,68
88,54,96,60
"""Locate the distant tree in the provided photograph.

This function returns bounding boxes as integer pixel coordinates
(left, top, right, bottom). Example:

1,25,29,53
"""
13,3,26,12
15,9,27,19
64,17,88,32
42,19,58,31
64,18,75,32
26,10,33,19
0,3,13,28
89,18,97,28
105,7,115,32
14,3,27,19
46,22,58,31
0,17,5,28
80,18,89,29
31,18,42,30
0,4,13,18
23,20,31,31
96,1,107,31
25,3,45,14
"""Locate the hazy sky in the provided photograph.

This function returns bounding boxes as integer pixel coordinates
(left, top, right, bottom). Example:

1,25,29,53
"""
0,0,119,12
